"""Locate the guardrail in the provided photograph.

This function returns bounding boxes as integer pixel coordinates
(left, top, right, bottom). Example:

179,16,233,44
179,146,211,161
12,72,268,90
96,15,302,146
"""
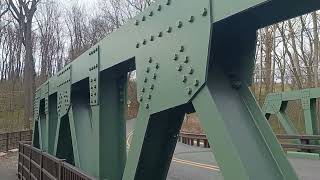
277,134,320,152
178,131,209,148
179,131,320,152
0,130,32,152
18,142,95,180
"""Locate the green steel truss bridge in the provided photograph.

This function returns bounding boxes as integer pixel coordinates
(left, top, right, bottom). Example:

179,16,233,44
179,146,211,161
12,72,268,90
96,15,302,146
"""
31,0,320,180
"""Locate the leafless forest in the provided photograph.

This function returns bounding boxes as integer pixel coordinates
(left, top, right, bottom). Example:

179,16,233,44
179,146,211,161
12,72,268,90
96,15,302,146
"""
0,0,319,133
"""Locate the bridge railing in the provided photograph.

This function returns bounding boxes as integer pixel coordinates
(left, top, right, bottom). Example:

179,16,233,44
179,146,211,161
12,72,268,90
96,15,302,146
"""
179,132,320,152
0,130,32,152
18,142,95,180
277,134,320,152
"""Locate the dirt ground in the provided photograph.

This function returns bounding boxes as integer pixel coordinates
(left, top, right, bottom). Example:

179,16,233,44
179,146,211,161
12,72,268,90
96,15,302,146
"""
0,152,18,180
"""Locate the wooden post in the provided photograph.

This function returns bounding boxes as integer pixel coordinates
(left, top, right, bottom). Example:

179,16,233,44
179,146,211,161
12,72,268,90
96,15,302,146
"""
40,151,43,180
6,133,9,152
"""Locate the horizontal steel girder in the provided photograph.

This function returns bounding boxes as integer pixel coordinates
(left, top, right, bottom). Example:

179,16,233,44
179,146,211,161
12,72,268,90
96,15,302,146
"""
32,0,320,180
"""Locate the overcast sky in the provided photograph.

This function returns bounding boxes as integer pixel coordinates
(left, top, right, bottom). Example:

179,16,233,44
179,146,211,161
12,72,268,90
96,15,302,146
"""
60,0,98,11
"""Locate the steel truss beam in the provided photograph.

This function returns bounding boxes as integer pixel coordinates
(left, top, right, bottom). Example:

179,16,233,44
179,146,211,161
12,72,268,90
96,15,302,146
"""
32,0,320,179
263,88,320,136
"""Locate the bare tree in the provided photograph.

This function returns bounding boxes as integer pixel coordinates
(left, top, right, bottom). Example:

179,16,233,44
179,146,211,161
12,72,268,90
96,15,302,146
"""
7,0,39,128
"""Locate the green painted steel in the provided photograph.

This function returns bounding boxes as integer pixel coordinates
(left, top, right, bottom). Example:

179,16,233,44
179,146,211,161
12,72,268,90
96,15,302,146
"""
31,0,320,180
263,88,320,136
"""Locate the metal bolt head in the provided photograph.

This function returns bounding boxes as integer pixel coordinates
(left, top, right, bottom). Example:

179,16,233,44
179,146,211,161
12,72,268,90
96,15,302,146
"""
149,11,153,16
139,96,143,102
182,76,187,83
141,88,145,92
142,16,146,21
202,8,208,16
155,63,160,69
186,88,192,95
194,79,200,87
150,84,155,90
153,73,157,80
157,5,162,11
166,0,171,5
145,103,150,109
148,94,152,100
177,65,183,71
136,43,140,48
167,26,172,33
143,39,147,45
177,21,183,28
188,67,194,75
150,35,155,41
144,77,148,83
146,67,150,73
174,54,179,61
135,20,139,26
158,32,163,37
184,56,190,63
189,16,195,23
180,46,185,52
148,57,153,63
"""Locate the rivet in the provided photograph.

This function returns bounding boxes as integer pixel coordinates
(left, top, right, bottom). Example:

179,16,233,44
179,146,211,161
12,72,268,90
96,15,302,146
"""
145,103,150,109
166,0,171,5
187,88,192,95
144,77,148,83
149,11,153,16
139,96,143,102
142,16,146,21
136,43,140,48
177,65,183,71
150,84,155,90
146,67,150,73
189,16,195,23
149,57,153,63
188,67,194,74
182,76,187,83
143,39,147,45
153,73,157,80
202,8,208,16
157,5,162,11
141,88,145,92
150,35,155,41
174,54,179,61
167,26,172,33
194,79,199,87
148,94,152,100
155,63,160,69
184,56,190,63
158,32,163,37
177,21,183,28
180,46,185,52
